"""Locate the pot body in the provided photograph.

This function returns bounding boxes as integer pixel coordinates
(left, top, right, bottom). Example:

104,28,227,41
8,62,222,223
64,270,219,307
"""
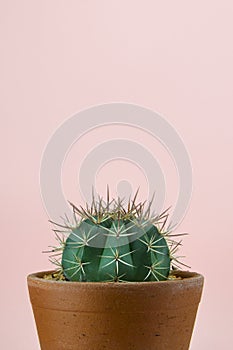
27,270,204,350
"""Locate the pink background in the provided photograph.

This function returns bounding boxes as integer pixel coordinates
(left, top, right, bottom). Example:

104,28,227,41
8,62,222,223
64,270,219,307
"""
1,1,233,349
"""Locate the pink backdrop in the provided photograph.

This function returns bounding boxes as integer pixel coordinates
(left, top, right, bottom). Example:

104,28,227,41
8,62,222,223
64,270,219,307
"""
1,1,233,349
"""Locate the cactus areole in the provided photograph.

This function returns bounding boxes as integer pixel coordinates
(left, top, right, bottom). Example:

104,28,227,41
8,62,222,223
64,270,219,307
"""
48,190,187,282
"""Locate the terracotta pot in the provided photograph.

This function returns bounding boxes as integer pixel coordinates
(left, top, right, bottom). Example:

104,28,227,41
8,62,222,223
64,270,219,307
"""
27,270,204,350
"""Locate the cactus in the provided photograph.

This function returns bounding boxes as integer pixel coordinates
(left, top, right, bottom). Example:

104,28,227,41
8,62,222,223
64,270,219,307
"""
48,190,186,282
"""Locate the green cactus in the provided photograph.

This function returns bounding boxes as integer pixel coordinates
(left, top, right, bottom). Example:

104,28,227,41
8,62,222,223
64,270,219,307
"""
48,190,186,282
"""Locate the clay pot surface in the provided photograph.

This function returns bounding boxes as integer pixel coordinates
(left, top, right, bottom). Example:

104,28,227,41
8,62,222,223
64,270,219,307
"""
27,270,204,350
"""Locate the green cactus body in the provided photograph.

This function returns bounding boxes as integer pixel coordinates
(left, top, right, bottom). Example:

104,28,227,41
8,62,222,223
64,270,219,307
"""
61,216,171,282
48,191,185,282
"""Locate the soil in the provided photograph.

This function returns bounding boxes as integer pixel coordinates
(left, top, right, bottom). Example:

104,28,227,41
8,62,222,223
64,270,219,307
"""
42,271,182,281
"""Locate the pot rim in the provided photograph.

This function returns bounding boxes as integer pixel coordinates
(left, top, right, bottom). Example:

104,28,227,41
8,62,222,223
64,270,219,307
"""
27,269,204,286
